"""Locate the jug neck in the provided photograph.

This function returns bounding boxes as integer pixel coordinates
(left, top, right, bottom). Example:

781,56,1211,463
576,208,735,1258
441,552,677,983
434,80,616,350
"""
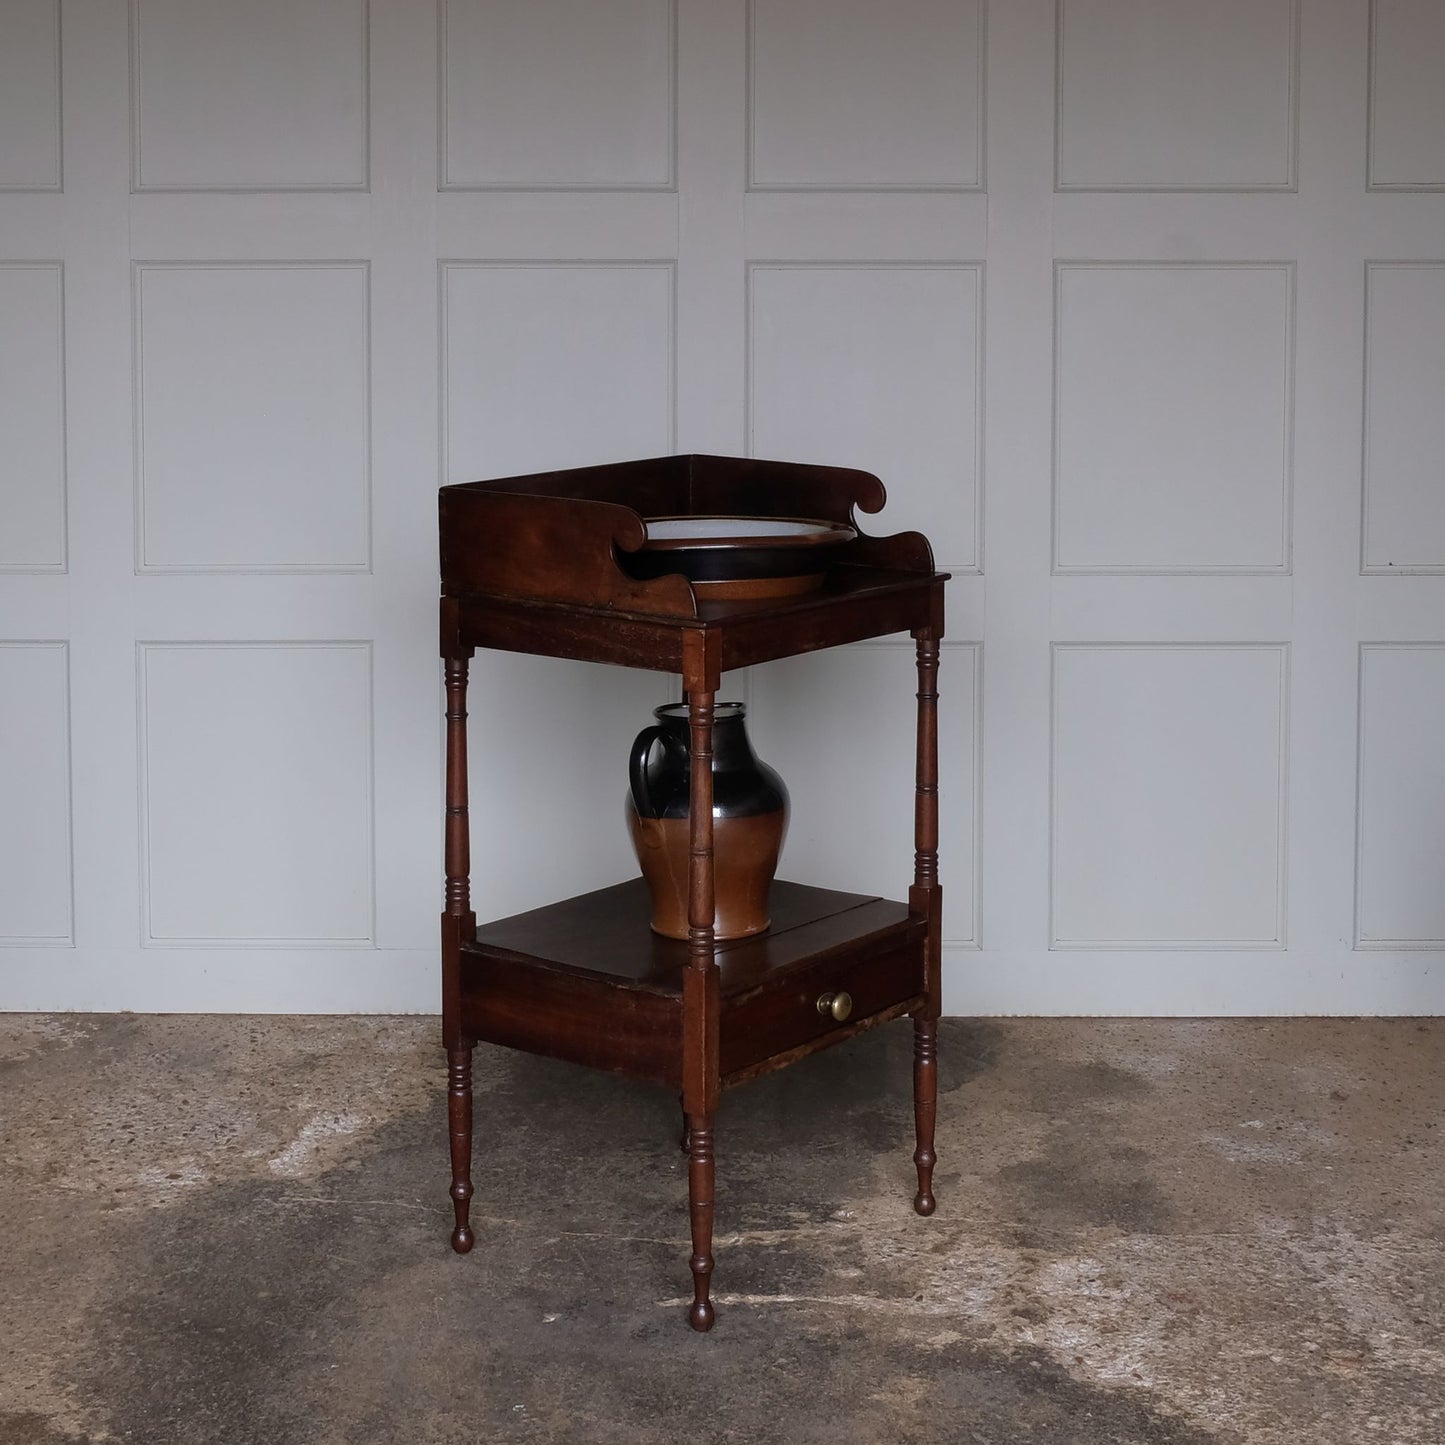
654,702,755,768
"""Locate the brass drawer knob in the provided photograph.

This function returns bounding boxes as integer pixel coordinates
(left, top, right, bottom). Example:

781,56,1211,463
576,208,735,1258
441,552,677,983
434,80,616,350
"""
816,990,852,1023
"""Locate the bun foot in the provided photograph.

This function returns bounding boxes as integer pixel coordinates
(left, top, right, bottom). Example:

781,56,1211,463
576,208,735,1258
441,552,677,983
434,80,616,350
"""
450,1225,474,1253
913,1191,936,1218
688,1300,715,1332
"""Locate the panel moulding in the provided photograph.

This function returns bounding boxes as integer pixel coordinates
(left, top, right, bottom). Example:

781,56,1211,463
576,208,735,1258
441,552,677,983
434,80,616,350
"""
0,0,62,192
136,640,377,948
1049,641,1290,950
129,0,371,192
1367,0,1445,191
437,0,678,191
1355,642,1445,948
1360,262,1445,574
1054,0,1299,192
0,640,73,946
0,260,67,573
1051,261,1295,576
745,0,986,193
131,260,373,574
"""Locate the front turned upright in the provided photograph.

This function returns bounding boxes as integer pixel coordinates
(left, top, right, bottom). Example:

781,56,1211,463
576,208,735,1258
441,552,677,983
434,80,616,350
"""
442,648,476,1253
910,629,942,1217
682,681,721,1331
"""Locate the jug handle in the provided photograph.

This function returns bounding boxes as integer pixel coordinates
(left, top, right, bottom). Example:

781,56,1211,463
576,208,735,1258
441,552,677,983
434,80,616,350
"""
629,724,670,817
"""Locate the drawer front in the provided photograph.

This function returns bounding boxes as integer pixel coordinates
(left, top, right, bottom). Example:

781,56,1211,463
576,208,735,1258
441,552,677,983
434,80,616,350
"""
719,933,925,1080
461,958,683,1089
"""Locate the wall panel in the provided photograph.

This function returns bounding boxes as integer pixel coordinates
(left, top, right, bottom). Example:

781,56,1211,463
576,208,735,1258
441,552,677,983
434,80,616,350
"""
1052,644,1288,948
131,0,369,190
1362,264,1445,573
1054,263,1292,574
749,0,983,190
138,642,374,946
0,262,66,570
1356,645,1445,948
0,0,61,190
134,263,371,572
440,0,675,189
0,643,72,944
1056,0,1296,190
1369,0,1445,190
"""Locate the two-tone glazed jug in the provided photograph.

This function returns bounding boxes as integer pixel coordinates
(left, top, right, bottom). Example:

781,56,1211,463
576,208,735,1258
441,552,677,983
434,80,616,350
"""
625,702,788,940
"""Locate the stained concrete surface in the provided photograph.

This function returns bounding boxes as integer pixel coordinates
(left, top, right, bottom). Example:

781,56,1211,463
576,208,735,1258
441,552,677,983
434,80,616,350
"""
1,1016,1441,1444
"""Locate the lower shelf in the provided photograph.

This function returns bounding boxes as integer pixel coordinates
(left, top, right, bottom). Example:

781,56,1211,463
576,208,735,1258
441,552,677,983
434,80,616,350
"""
459,878,927,1088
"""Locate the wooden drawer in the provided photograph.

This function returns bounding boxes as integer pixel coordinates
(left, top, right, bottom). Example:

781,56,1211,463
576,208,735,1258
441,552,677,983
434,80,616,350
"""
718,925,926,1082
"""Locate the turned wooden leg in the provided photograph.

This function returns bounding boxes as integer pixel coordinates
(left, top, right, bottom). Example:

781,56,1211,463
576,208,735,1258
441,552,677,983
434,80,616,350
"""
910,629,942,1217
912,1018,938,1217
681,678,721,1331
441,640,478,1255
686,1112,716,1331
448,1043,475,1253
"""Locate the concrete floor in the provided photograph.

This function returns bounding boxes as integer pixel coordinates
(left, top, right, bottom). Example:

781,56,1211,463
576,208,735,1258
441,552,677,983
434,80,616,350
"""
1,1016,1441,1444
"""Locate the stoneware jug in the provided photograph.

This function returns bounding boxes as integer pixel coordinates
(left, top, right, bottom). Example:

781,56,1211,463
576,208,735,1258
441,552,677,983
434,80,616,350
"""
626,702,789,941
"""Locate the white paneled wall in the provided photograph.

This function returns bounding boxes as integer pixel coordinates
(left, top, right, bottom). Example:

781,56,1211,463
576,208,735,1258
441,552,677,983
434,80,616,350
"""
1,1,1443,1013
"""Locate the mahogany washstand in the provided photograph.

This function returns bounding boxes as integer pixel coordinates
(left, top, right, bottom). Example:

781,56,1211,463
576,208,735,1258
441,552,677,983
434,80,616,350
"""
438,454,947,1331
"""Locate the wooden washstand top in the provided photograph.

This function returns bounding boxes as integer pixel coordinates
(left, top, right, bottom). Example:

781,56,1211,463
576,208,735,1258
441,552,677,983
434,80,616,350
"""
439,454,949,683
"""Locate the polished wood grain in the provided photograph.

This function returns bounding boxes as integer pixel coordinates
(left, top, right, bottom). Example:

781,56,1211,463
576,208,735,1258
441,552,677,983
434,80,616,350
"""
449,566,944,678
912,1019,938,1217
459,947,682,1086
686,453,884,524
442,646,476,1254
462,879,914,996
683,685,720,1329
443,655,472,923
721,995,924,1089
685,1114,716,1332
719,924,925,1080
440,486,697,618
447,1044,475,1252
910,630,943,1218
457,881,929,1095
